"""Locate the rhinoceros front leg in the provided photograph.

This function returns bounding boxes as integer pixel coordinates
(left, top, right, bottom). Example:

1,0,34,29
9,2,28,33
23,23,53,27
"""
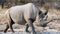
27,18,36,34
25,24,30,32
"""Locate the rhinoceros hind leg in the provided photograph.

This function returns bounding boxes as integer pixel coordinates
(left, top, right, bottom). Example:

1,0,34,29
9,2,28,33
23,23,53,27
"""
9,21,14,32
4,24,9,33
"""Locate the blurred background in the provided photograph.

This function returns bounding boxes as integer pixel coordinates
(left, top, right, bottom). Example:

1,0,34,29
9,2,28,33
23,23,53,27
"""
0,0,60,9
0,0,60,33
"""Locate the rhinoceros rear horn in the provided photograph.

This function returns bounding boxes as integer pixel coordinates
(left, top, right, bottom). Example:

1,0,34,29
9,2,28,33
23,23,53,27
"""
44,9,48,15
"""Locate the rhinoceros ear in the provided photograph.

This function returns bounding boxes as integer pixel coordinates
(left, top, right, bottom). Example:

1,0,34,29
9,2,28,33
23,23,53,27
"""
44,9,48,15
39,10,42,15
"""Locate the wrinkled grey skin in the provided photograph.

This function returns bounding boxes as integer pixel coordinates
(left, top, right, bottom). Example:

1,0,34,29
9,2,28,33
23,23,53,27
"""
4,3,48,34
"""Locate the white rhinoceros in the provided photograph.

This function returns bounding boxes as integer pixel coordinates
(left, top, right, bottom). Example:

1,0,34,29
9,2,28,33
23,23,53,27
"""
4,3,48,34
